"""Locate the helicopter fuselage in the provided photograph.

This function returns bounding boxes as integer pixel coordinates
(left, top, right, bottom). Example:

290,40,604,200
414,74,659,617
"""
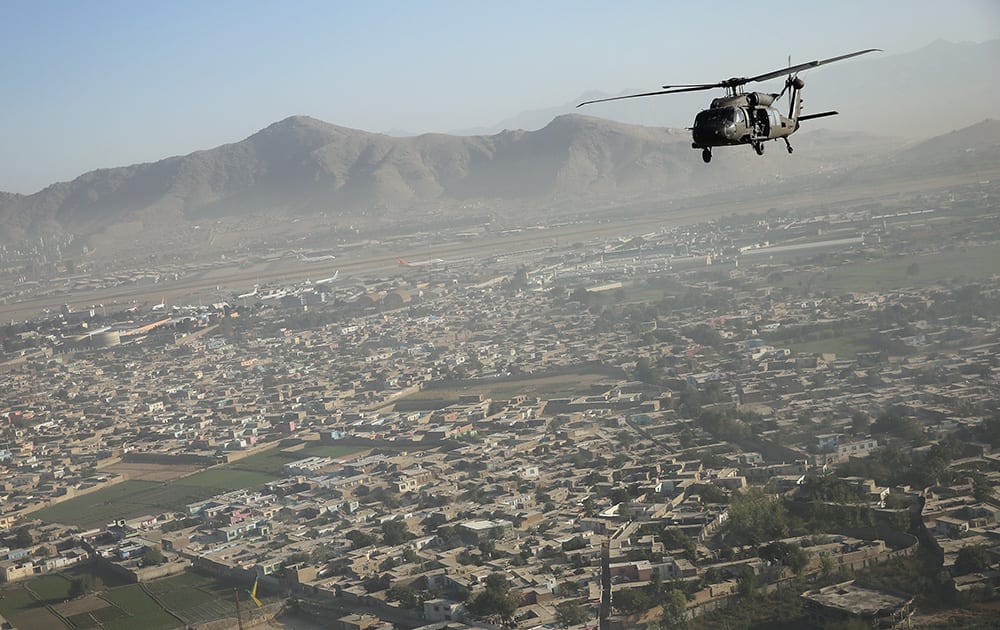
691,92,795,149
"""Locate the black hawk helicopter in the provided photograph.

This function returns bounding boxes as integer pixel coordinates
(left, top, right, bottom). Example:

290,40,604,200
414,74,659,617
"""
578,49,879,163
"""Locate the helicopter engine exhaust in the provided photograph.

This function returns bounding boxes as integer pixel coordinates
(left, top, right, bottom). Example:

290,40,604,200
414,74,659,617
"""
746,92,777,107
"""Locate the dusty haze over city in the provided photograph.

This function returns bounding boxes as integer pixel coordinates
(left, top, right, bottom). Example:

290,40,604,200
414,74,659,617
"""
1,3,999,630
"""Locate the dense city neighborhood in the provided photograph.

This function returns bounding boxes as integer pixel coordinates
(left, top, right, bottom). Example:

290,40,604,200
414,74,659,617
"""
0,180,998,629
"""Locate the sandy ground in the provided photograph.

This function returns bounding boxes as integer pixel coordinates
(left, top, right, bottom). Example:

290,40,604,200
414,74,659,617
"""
52,594,108,616
102,462,204,482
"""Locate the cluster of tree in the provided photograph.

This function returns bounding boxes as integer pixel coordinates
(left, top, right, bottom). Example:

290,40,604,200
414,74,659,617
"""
467,573,518,626
68,574,95,598
870,409,926,443
723,487,789,546
837,438,964,491
143,545,165,565
554,600,590,627
381,519,412,546
345,529,376,549
975,413,1000,449
681,324,723,349
694,408,753,444
758,541,809,575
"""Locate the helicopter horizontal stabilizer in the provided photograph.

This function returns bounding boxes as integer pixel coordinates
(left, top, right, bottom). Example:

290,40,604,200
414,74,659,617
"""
797,111,838,121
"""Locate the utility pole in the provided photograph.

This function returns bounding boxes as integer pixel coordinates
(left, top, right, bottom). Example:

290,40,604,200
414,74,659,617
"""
600,538,611,630
234,588,245,630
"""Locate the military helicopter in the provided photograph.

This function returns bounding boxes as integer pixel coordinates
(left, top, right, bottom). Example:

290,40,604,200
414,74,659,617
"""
578,49,879,163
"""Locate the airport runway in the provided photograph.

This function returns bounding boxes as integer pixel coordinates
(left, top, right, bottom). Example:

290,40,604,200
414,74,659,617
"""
1,169,991,322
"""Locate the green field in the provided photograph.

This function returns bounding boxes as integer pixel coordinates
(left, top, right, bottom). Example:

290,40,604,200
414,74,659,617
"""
778,245,1000,294
66,605,127,629
0,586,45,619
223,443,367,476
0,569,274,630
26,573,73,602
788,332,877,358
31,480,161,527
33,443,367,527
145,570,279,625
401,371,617,405
101,584,181,630
174,467,277,489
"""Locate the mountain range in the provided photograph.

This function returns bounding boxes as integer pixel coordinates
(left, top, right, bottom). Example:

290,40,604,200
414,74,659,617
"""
0,114,878,242
1,112,998,257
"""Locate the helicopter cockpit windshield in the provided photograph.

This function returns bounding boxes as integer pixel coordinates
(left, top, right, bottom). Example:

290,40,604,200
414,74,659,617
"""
695,107,740,126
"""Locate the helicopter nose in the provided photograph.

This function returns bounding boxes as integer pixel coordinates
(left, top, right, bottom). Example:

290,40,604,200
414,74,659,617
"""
724,123,737,139
693,124,724,145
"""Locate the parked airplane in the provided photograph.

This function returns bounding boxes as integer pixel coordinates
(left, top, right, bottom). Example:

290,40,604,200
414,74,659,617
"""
237,286,258,299
397,257,445,267
150,297,167,311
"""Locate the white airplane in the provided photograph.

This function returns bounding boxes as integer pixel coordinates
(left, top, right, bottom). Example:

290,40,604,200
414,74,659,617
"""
237,286,258,299
397,257,445,268
298,253,337,263
151,297,167,311
313,270,339,285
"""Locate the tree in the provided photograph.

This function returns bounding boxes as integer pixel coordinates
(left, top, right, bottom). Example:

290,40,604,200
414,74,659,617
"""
381,519,410,546
68,574,94,598
555,601,589,627
613,588,651,614
144,545,165,565
955,545,992,575
725,487,788,545
759,541,809,575
468,573,518,626
388,585,421,609
13,528,32,548
661,589,688,628
346,529,376,549
737,565,757,599
872,410,924,441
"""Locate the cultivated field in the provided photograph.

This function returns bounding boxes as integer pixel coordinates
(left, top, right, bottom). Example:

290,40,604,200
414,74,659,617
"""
777,244,1000,294
101,462,203,482
788,332,877,358
33,443,368,528
399,370,622,407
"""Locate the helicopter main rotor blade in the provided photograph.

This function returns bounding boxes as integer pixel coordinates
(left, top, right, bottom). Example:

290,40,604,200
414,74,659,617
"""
577,85,716,108
744,48,881,86
660,83,719,90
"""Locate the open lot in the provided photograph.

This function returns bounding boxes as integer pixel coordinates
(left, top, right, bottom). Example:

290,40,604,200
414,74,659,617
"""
34,444,368,527
777,244,1000,294
101,462,203,482
399,370,621,407
788,332,877,359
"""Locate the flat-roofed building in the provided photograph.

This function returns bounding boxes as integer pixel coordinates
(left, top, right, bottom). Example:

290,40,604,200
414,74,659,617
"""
802,580,914,628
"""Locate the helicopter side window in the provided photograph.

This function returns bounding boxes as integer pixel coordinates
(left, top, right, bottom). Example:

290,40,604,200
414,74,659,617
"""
733,108,746,125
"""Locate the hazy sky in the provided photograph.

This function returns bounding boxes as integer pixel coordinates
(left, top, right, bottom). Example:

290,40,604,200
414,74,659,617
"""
2,0,998,194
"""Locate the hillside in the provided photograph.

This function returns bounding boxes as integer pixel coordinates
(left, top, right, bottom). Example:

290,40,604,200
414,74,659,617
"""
3,113,997,258
0,114,864,245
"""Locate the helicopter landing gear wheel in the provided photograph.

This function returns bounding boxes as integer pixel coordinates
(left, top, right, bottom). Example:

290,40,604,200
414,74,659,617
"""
753,141,765,156
784,138,793,154
702,148,712,163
